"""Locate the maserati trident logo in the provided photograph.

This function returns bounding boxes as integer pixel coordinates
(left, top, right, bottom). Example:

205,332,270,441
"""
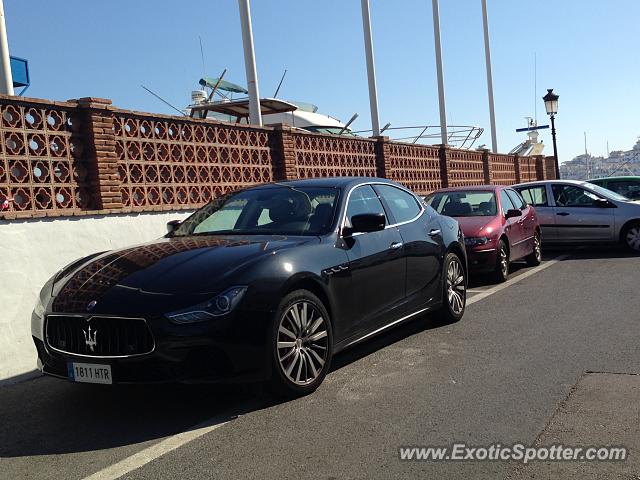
86,300,97,311
83,326,98,352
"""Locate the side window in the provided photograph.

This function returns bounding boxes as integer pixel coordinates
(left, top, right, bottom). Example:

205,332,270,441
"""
506,189,526,209
608,180,640,199
500,190,516,215
375,185,422,223
552,185,602,207
346,185,386,225
517,186,548,207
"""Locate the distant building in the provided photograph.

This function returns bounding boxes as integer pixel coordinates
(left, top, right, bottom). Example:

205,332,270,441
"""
560,137,640,180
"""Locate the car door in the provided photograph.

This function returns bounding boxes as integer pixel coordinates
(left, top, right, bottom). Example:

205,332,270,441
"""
515,184,556,241
499,189,526,259
374,184,442,310
506,188,536,254
550,184,615,241
341,185,406,338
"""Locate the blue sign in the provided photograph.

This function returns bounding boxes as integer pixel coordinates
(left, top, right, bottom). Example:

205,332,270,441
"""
10,56,29,94
516,125,549,133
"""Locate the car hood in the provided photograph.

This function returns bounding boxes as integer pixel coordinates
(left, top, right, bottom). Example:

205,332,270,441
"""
454,216,499,237
51,235,314,311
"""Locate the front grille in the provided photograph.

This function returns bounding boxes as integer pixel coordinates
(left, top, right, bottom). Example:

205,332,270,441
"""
45,315,155,357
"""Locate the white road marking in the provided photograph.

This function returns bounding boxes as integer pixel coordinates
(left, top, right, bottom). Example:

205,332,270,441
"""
467,254,571,306
82,414,237,480
80,255,570,480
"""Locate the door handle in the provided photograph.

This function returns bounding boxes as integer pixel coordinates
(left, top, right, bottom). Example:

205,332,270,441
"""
556,212,570,216
428,229,441,237
390,241,403,250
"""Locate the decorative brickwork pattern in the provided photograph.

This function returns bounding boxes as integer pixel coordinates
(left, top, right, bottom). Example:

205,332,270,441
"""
0,95,549,220
113,112,274,210
447,149,485,187
518,155,538,183
386,143,442,195
0,97,95,219
489,153,518,185
291,132,377,178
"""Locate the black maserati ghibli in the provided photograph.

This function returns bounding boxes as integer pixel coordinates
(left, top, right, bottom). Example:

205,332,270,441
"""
32,177,467,395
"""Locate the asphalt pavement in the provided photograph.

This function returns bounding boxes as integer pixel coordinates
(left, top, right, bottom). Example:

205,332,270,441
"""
1,246,639,480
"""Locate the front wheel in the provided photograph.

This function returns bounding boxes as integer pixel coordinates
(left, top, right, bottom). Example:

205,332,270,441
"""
434,252,466,324
526,232,542,266
494,239,510,283
621,222,640,253
269,290,333,397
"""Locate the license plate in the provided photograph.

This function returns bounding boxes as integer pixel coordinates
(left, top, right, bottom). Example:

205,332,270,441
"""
68,362,112,384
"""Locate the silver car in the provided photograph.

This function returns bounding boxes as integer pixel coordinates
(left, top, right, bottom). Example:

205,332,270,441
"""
513,180,640,252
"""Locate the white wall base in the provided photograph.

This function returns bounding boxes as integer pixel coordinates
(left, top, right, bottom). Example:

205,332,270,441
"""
0,211,192,381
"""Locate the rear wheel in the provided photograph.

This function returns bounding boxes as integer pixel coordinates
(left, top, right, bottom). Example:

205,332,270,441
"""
622,222,640,253
269,290,333,397
526,232,542,266
494,239,509,283
434,252,466,324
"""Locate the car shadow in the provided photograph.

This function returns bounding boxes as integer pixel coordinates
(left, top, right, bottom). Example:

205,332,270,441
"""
0,376,268,458
0,314,445,459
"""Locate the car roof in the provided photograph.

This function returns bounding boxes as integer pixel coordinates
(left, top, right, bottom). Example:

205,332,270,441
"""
430,185,503,194
588,176,640,182
513,179,591,188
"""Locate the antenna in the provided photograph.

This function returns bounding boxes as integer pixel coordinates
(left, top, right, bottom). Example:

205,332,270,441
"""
534,52,537,125
141,85,186,116
206,68,228,102
273,69,287,98
199,36,206,76
338,113,359,135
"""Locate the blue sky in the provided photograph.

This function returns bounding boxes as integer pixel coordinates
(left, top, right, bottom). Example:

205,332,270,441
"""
6,0,640,162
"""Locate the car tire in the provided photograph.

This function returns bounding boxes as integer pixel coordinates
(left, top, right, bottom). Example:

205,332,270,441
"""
494,239,509,283
525,231,542,266
269,289,333,397
621,222,640,253
433,252,466,325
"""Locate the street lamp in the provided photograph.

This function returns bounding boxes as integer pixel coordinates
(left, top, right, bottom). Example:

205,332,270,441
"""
543,88,560,178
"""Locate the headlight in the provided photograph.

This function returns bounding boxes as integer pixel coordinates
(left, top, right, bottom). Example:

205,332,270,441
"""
464,236,490,246
33,296,45,318
166,286,248,324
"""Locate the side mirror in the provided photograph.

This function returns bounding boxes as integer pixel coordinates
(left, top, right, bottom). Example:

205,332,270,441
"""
505,208,522,219
347,213,386,235
594,198,616,208
166,219,182,234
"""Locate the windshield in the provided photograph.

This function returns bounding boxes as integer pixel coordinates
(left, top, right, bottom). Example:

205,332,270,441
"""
172,186,339,237
583,182,630,202
428,191,498,217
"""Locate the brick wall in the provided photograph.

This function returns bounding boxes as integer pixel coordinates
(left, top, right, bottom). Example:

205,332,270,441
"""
0,95,555,220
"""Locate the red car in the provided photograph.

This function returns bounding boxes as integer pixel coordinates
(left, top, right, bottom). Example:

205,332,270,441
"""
426,185,542,282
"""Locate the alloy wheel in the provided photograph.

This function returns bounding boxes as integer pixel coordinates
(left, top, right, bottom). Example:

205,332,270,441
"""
534,234,542,261
446,258,466,315
499,245,509,276
626,227,640,251
276,301,329,386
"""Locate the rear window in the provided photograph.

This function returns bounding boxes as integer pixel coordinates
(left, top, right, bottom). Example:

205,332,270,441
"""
428,191,497,217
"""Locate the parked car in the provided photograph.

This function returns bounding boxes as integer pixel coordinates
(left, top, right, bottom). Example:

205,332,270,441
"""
513,180,640,252
425,185,541,282
32,177,467,396
588,176,640,201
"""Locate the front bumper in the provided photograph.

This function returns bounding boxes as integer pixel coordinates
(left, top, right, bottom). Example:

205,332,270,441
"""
32,309,273,384
466,247,498,272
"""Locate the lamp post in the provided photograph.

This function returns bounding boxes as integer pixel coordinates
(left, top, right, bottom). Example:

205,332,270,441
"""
543,88,559,178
